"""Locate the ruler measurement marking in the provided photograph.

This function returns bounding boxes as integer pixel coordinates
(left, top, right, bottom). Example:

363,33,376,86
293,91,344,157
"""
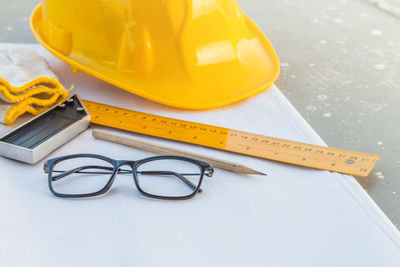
90,112,216,145
90,110,190,135
236,136,375,161
231,143,372,175
92,117,188,138
237,143,376,169
224,147,365,175
225,131,379,176
236,142,342,163
83,100,380,177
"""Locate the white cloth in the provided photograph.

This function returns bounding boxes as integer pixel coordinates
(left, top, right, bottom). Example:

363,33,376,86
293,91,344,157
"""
0,47,58,88
0,43,399,267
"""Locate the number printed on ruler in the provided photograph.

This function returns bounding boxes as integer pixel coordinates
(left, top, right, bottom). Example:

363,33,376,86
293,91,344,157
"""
83,100,380,177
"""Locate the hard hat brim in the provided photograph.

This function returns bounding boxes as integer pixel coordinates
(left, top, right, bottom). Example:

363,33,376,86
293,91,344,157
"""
30,3,280,110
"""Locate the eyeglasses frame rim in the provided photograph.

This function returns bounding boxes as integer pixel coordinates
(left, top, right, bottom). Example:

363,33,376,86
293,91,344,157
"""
45,153,212,200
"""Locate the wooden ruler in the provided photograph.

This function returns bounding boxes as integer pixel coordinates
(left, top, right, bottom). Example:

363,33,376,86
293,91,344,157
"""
82,100,380,177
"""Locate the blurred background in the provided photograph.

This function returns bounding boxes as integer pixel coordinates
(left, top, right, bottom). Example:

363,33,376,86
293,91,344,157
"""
0,0,399,228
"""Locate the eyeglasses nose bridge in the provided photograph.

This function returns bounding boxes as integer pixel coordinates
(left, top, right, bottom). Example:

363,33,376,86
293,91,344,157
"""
103,160,136,191
114,160,136,169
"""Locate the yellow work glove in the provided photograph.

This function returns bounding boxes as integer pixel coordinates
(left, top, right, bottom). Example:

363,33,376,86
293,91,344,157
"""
0,47,69,125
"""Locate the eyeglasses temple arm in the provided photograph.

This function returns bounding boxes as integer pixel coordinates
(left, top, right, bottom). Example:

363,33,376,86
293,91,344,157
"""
48,165,117,181
137,171,201,192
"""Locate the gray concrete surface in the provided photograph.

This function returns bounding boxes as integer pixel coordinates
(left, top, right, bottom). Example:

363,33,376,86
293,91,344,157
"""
0,0,399,228
243,0,400,228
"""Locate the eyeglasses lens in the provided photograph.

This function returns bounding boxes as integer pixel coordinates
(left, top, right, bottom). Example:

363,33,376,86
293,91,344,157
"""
50,157,114,195
136,159,202,198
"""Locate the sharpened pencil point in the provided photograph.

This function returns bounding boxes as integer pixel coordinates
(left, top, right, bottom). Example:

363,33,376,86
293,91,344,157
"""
259,172,267,176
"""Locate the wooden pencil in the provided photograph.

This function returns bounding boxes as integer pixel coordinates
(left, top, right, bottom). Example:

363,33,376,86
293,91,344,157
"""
92,130,266,175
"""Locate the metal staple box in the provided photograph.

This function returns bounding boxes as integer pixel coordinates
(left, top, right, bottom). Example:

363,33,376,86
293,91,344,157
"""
0,94,90,164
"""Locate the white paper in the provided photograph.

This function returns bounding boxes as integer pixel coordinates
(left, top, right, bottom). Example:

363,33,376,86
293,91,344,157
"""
0,43,399,267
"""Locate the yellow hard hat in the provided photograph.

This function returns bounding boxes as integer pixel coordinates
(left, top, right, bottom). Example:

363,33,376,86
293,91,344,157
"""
30,0,279,109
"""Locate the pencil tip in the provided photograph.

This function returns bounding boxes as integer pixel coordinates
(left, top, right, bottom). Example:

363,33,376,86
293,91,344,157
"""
258,171,267,176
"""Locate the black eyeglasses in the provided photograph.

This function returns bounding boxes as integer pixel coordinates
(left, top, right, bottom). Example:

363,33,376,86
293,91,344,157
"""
44,154,214,200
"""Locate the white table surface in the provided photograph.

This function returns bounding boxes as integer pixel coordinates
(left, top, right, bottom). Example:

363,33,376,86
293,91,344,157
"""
0,44,399,267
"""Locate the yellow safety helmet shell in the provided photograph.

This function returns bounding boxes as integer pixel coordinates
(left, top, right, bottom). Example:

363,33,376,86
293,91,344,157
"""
30,0,279,109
